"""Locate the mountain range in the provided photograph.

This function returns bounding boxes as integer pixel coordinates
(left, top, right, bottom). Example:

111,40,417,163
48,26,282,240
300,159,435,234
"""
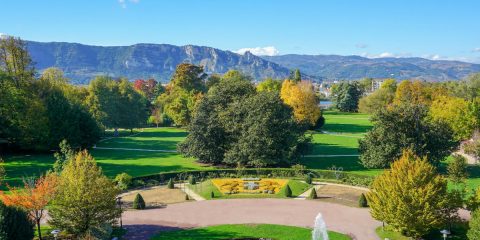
26,41,480,84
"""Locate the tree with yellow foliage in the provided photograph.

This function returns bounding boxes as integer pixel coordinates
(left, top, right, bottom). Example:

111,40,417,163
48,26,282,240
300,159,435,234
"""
280,80,321,126
393,80,433,106
428,95,477,140
367,150,456,239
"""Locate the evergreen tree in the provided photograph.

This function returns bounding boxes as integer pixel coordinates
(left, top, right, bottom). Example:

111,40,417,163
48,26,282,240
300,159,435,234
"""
167,178,174,189
0,202,35,240
284,185,292,198
308,187,317,199
133,194,146,210
358,193,368,207
331,81,363,112
305,174,312,185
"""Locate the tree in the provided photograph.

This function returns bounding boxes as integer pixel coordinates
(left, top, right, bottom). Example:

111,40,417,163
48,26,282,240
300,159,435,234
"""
359,103,457,168
0,36,34,87
168,178,174,189
0,174,58,240
393,80,432,106
290,69,301,83
331,81,363,112
448,154,468,186
284,185,292,197
133,194,146,210
0,202,34,240
53,139,76,174
257,78,282,93
428,95,477,140
366,150,451,238
305,174,312,185
114,173,133,190
133,78,163,102
280,80,321,126
158,89,199,126
468,209,480,240
48,150,121,237
358,79,397,114
308,187,317,199
358,193,368,207
169,63,207,93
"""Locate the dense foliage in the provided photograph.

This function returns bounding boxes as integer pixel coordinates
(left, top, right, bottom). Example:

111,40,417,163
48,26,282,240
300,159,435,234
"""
133,194,146,210
0,202,34,240
366,151,458,238
49,150,121,237
280,80,321,126
178,71,310,167
331,81,363,112
468,209,480,240
359,103,457,168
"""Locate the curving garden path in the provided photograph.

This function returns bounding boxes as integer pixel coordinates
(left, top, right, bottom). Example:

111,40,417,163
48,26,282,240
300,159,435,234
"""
122,199,381,240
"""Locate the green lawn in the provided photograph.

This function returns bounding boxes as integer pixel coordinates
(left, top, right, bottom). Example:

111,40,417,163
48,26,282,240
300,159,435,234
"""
151,224,351,240
190,179,310,199
2,127,210,188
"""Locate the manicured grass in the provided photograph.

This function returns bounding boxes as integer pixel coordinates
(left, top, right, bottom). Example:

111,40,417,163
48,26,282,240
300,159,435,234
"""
375,222,468,240
151,224,351,240
190,179,310,199
2,127,209,188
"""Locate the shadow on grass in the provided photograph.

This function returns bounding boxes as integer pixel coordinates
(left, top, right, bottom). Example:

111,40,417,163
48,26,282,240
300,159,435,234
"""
322,123,372,134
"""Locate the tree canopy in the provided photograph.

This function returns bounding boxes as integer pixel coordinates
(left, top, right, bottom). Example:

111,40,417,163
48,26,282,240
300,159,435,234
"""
331,81,363,112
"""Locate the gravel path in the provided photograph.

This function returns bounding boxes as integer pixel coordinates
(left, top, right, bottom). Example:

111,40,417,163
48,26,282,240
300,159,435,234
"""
122,199,381,240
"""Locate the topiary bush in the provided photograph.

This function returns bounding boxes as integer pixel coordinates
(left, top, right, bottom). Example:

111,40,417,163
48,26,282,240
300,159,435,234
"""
0,202,35,240
185,194,189,201
305,174,312,185
284,184,292,198
167,178,174,189
358,193,368,207
133,193,146,210
308,187,317,199
210,191,215,199
188,175,196,185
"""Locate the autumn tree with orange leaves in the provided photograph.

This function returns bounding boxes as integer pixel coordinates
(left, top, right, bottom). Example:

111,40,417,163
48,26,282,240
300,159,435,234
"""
0,174,58,240
280,79,321,126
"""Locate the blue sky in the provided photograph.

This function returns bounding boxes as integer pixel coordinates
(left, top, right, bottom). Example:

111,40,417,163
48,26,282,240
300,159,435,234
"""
1,0,480,62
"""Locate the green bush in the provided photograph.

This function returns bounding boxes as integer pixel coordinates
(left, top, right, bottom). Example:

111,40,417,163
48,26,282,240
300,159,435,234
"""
188,175,196,185
133,193,146,210
185,194,189,201
359,193,368,207
284,185,292,198
469,209,480,239
305,174,312,185
0,202,35,240
167,178,174,189
211,191,215,199
308,187,317,199
114,172,133,190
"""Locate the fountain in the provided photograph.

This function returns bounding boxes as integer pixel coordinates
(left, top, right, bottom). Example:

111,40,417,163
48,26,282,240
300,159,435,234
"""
312,213,329,240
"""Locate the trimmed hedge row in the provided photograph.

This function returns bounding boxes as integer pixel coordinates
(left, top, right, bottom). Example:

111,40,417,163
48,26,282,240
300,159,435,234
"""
130,168,374,189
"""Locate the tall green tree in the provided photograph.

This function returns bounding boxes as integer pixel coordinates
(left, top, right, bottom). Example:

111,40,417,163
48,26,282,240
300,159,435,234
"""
331,81,363,112
169,63,207,93
0,202,35,240
49,150,121,237
0,36,35,87
358,79,397,113
359,103,457,168
367,150,454,239
257,78,282,93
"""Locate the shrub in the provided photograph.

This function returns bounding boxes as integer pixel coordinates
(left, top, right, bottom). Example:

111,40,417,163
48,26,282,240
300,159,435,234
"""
305,174,312,185
188,175,196,185
308,187,317,199
284,184,292,198
0,202,35,240
185,194,189,201
114,173,133,190
210,191,215,199
167,178,174,189
358,193,368,207
468,209,480,240
133,193,146,210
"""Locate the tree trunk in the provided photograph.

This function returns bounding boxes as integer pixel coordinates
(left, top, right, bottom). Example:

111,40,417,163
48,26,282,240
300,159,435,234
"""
36,218,42,240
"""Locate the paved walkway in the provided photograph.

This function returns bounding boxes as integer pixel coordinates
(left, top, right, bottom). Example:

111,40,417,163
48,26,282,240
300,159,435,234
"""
175,183,206,201
122,199,381,240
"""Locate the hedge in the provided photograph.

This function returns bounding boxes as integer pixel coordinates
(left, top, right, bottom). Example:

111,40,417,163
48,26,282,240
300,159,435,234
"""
130,168,374,189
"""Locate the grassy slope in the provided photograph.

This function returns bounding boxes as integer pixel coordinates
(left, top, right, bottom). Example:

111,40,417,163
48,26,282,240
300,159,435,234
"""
150,224,351,240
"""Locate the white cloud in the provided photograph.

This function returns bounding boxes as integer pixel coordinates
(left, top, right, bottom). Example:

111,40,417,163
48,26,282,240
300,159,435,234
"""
360,52,411,58
235,46,279,56
355,43,368,49
118,0,139,8
473,48,480,53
